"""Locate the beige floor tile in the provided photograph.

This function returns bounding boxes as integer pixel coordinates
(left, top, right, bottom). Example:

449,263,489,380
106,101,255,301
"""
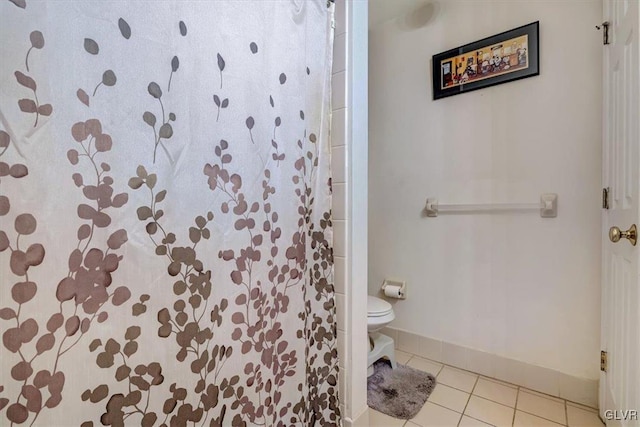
406,422,421,427
407,356,443,376
464,395,515,427
514,410,564,426
368,409,407,426
566,405,604,427
458,415,493,426
473,378,518,407
412,401,462,427
427,383,470,413
517,390,566,425
396,350,413,365
437,366,478,393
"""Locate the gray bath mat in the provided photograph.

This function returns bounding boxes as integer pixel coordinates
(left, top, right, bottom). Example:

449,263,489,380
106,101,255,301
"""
367,360,437,419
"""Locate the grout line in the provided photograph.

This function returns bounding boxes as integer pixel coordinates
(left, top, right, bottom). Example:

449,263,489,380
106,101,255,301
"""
477,374,521,390
516,390,569,425
512,387,520,426
477,375,518,390
388,328,597,409
565,400,598,412
470,378,520,408
405,352,444,376
464,414,498,427
457,375,479,427
433,363,444,377
427,400,466,415
420,400,469,427
404,350,576,427
416,360,474,394
565,399,569,427
518,387,565,404
469,394,514,410
440,361,487,378
516,408,568,426
517,411,567,426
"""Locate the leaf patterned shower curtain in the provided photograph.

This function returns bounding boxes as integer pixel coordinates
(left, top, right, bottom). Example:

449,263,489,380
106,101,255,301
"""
0,1,339,425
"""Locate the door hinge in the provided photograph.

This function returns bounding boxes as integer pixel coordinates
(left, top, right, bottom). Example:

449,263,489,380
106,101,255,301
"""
601,350,608,372
596,21,610,45
603,187,610,209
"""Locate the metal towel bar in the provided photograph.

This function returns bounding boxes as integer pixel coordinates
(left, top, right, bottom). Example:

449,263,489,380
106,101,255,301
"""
425,193,558,218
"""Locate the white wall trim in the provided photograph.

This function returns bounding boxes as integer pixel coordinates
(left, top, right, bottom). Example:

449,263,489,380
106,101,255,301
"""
384,326,599,408
343,407,370,427
344,0,369,423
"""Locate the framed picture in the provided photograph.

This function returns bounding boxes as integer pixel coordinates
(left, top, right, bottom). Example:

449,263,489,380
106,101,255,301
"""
432,21,539,100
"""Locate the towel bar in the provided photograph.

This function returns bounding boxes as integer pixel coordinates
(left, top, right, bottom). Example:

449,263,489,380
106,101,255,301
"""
425,193,557,218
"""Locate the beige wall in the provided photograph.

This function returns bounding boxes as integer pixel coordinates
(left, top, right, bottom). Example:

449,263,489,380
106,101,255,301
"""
369,0,602,386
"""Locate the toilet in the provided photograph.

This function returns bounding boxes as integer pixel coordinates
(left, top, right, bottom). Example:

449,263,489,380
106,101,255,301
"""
367,295,396,376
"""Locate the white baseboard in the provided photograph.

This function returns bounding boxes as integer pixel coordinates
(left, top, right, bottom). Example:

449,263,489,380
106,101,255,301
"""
343,407,369,427
383,326,598,409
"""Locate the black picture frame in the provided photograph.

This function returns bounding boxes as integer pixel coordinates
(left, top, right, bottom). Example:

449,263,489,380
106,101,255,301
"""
432,21,539,100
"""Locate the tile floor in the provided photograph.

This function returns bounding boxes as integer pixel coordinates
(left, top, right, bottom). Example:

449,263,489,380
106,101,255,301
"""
368,350,605,427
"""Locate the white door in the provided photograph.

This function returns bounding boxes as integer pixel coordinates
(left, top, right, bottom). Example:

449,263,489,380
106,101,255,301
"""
601,0,640,425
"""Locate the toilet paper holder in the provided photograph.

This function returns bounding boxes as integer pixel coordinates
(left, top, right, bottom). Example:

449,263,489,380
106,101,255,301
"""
381,279,406,299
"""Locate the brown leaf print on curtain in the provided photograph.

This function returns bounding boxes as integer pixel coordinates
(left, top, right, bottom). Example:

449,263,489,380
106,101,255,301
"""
118,18,131,40
0,131,28,182
141,37,183,163
0,122,131,425
143,82,176,164
213,53,229,122
1,2,337,425
83,166,238,426
93,51,339,426
98,123,339,426
92,70,117,97
168,56,179,92
71,37,118,102
15,31,51,127
25,31,43,72
7,0,25,9
203,132,339,425
83,329,168,427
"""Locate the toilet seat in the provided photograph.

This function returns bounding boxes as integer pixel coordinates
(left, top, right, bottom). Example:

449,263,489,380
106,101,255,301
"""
367,296,392,317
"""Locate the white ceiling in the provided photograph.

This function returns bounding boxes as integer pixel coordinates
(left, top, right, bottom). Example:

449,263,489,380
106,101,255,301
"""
368,0,437,28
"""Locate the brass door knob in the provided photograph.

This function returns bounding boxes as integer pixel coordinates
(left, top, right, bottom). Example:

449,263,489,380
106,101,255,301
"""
609,224,637,246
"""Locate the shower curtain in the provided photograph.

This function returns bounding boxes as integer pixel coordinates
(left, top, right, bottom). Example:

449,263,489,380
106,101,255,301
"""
0,1,339,426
